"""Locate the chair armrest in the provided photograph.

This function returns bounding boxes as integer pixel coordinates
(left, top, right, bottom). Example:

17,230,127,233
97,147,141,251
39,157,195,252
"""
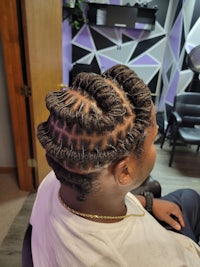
171,111,182,124
130,176,162,198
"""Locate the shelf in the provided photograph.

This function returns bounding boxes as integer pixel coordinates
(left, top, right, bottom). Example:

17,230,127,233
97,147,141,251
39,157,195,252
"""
87,3,158,30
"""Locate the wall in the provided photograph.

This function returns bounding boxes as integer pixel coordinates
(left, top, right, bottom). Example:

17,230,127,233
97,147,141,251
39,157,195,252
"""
0,39,16,167
62,20,72,85
159,0,199,109
63,0,200,110
69,0,168,105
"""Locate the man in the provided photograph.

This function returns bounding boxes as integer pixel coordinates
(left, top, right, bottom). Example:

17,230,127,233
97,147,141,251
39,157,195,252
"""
30,64,200,266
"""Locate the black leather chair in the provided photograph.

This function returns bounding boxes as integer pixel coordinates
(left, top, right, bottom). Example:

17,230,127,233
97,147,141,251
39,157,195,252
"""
21,176,161,266
160,92,200,166
131,175,161,197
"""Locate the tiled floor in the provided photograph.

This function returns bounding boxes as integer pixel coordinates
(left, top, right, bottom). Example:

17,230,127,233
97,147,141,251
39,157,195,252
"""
152,143,200,196
0,172,28,245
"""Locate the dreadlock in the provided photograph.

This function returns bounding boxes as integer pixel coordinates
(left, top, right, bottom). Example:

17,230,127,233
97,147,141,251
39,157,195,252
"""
37,64,152,201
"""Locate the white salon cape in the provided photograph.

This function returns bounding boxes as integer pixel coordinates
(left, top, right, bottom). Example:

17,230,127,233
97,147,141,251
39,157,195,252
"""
30,171,200,267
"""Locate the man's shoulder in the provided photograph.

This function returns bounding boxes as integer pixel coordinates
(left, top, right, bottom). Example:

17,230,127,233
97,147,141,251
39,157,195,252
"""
39,170,58,189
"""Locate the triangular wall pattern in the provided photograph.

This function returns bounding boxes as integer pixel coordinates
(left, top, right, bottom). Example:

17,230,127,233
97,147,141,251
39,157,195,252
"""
63,0,199,107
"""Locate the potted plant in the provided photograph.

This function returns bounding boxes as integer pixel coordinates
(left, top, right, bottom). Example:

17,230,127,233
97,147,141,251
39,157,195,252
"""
63,0,87,30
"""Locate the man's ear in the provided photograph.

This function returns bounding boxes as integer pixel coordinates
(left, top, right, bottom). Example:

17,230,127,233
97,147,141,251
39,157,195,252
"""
112,157,134,186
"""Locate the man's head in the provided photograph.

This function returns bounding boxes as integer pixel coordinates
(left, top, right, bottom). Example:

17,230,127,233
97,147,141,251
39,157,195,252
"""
37,64,155,200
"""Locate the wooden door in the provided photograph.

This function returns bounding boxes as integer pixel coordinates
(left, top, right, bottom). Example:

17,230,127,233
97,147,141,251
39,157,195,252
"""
0,0,62,190
21,0,62,187
0,0,34,190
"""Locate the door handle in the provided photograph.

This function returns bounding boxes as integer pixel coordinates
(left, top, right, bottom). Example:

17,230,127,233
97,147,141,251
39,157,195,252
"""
57,83,68,90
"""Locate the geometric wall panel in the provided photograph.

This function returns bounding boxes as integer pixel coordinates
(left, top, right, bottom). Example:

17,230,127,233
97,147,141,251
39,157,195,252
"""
148,71,160,94
130,65,160,84
159,0,197,110
69,0,169,101
99,41,136,63
130,35,165,60
168,13,183,61
185,17,200,53
176,70,193,93
63,0,199,108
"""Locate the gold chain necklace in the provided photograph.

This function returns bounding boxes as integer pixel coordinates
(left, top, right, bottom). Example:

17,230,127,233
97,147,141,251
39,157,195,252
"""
58,190,145,220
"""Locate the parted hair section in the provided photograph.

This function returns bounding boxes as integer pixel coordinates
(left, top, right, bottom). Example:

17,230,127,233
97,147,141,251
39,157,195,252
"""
37,64,152,200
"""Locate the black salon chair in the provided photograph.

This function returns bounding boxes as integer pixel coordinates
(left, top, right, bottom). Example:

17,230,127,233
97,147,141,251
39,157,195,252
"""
131,175,161,197
160,92,200,166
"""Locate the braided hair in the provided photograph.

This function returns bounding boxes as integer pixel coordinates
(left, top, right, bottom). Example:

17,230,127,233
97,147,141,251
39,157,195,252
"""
37,64,152,200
